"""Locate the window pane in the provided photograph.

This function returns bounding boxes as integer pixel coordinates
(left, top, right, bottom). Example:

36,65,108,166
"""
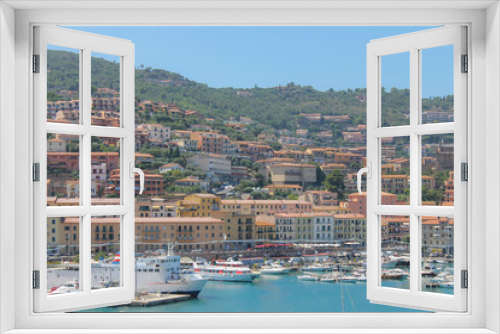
421,45,454,124
381,136,409,205
91,216,122,290
421,216,454,294
47,133,80,206
91,52,120,127
47,217,81,295
47,45,80,124
380,215,410,290
91,136,120,205
381,52,410,127
421,134,454,206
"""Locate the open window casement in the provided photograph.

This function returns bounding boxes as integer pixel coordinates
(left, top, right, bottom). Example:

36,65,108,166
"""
365,26,467,312
33,26,136,312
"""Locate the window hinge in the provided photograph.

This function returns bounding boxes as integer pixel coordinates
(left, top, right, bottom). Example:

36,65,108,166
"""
33,54,40,73
461,162,468,181
33,270,40,289
33,163,40,182
461,270,468,289
461,54,468,73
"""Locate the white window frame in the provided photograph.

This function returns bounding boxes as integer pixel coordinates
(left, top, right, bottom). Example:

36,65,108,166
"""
366,26,467,312
33,26,136,312
0,1,498,333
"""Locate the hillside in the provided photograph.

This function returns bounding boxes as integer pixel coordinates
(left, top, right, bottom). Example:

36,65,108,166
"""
47,49,453,130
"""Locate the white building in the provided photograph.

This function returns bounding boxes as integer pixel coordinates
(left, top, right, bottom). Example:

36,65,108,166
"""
187,154,232,181
137,123,171,143
47,138,67,152
158,163,185,174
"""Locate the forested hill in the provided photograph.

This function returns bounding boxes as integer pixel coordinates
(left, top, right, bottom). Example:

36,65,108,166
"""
47,49,453,130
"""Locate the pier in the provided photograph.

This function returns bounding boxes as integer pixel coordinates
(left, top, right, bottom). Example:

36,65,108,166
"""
129,293,192,307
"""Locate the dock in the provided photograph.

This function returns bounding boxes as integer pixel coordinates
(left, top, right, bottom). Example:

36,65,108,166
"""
129,293,192,307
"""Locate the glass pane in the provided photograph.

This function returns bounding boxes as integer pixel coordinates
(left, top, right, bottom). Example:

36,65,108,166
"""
381,136,410,205
47,133,80,206
47,45,80,124
421,134,454,206
380,215,410,290
91,216,121,290
47,217,81,295
421,216,454,294
91,137,120,205
91,52,121,127
421,45,454,124
381,52,410,127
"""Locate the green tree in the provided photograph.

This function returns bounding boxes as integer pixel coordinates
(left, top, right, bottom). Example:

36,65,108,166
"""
324,170,346,200
315,166,326,186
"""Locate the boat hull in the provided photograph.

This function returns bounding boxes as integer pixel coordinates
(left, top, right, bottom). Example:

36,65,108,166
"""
146,278,207,296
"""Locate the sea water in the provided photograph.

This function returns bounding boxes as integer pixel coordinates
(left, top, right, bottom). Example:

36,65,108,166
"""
81,274,451,313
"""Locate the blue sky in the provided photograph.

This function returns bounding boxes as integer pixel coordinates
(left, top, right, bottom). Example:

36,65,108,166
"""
70,26,453,97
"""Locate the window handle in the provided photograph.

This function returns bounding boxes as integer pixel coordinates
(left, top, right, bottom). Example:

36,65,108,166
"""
357,162,371,194
129,162,145,195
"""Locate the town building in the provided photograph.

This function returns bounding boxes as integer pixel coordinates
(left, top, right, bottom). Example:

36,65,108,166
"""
348,192,397,216
158,163,184,174
176,194,221,218
268,163,317,186
299,190,338,207
187,154,232,182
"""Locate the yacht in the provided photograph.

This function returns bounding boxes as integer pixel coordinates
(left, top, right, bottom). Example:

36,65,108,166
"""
260,262,290,275
192,258,258,282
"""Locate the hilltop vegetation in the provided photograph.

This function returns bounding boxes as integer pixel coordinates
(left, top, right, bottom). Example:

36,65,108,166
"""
47,49,453,131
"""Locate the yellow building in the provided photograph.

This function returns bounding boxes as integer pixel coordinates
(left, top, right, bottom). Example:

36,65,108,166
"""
176,194,221,217
333,214,366,245
256,221,276,241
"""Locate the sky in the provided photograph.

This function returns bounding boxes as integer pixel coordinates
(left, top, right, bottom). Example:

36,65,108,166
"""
68,26,453,97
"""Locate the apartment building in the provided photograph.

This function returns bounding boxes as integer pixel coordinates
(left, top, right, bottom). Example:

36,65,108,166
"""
220,200,313,216
173,176,210,190
380,216,410,245
264,184,303,195
313,212,335,242
422,217,454,256
176,194,221,218
211,210,256,247
255,220,276,242
172,138,198,151
381,175,410,194
268,163,316,186
58,216,225,254
333,214,366,245
187,154,232,182
191,131,236,154
137,123,171,143
299,190,338,207
320,163,347,175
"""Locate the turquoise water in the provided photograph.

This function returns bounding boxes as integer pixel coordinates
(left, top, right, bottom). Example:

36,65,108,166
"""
81,274,443,313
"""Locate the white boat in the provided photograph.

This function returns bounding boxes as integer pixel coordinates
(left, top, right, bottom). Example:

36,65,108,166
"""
297,274,317,281
135,252,207,296
261,263,290,275
49,281,79,295
422,263,441,276
193,258,257,282
382,256,410,269
338,275,358,283
319,275,339,283
303,263,332,272
430,268,454,285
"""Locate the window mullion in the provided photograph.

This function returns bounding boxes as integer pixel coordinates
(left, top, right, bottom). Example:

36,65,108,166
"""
409,47,420,294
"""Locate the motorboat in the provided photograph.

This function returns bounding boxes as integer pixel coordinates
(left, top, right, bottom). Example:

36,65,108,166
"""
297,274,317,281
261,263,290,275
193,258,258,282
48,281,79,295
